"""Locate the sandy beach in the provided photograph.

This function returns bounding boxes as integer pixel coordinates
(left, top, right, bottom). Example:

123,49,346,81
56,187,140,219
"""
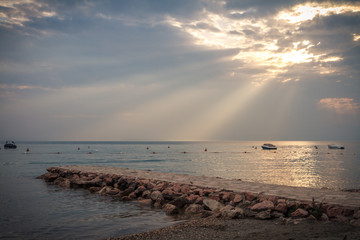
111,216,360,240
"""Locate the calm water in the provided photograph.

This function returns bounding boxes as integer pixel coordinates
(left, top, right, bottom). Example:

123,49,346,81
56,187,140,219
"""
0,141,359,239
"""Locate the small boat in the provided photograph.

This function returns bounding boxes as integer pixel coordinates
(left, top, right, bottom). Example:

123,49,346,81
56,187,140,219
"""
261,143,277,150
4,140,17,149
328,144,344,149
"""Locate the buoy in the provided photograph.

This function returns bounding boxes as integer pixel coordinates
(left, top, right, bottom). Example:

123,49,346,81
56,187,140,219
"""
152,152,156,154
146,147,149,150
204,148,207,152
78,147,80,150
183,151,186,154
26,148,30,152
89,152,92,154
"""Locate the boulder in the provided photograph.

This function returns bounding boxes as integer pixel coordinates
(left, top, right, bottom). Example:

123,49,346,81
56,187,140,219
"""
203,198,224,212
162,189,179,200
350,219,360,227
291,208,309,218
134,185,147,196
354,210,360,219
107,188,120,196
163,204,178,215
103,175,114,186
271,211,285,218
185,204,205,216
136,199,152,205
98,186,112,195
150,191,164,202
244,192,256,201
343,207,355,217
320,213,329,221
251,200,275,211
186,194,199,204
220,205,244,219
220,192,232,202
180,185,191,194
232,194,243,204
275,202,288,213
255,210,271,220
327,206,343,218
169,195,188,208
45,173,60,182
89,187,102,193
142,190,151,199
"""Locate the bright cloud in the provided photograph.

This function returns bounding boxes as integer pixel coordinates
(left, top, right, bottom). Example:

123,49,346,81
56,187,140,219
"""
164,2,353,85
318,98,360,115
277,2,360,24
0,0,57,28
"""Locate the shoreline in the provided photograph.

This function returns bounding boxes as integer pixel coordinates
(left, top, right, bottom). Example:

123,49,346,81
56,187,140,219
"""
38,165,360,239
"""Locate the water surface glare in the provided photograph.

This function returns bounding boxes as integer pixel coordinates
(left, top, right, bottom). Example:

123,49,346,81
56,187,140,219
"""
0,141,359,239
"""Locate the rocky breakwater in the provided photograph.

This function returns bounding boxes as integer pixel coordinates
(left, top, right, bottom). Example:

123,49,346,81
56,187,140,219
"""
38,167,360,227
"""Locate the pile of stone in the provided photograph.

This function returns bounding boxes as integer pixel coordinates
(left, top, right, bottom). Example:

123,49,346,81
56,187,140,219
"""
38,167,360,227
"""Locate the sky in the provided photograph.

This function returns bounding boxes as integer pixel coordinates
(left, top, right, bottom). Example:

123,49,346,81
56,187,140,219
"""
0,0,359,141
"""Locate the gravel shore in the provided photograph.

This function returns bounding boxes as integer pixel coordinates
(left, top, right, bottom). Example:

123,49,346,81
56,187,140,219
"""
109,216,360,240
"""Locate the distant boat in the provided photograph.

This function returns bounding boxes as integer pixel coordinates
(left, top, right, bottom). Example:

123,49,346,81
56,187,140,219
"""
261,143,277,150
4,141,17,149
328,144,344,149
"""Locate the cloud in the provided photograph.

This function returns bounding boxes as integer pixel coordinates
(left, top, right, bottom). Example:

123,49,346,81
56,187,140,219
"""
318,98,360,114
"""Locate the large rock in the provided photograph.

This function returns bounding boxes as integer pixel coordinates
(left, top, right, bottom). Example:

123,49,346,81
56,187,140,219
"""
134,185,147,196
162,189,180,200
163,204,178,215
327,206,343,218
232,194,243,204
291,208,309,218
354,210,360,219
320,213,329,221
220,205,244,219
350,219,360,227
251,200,274,211
169,195,188,208
185,204,205,216
203,198,224,212
255,210,272,220
244,192,256,201
275,202,288,213
150,191,164,202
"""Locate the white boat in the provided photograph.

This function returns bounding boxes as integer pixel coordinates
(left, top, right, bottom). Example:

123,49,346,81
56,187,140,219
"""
4,140,17,149
261,143,277,150
328,144,344,149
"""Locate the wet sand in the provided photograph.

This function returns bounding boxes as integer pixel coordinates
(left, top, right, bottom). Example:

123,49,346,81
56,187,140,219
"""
109,217,360,240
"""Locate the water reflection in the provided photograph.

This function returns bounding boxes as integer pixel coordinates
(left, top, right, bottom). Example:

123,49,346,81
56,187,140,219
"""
184,142,358,189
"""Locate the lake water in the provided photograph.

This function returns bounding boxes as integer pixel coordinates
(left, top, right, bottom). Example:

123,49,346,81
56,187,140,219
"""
0,141,359,239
